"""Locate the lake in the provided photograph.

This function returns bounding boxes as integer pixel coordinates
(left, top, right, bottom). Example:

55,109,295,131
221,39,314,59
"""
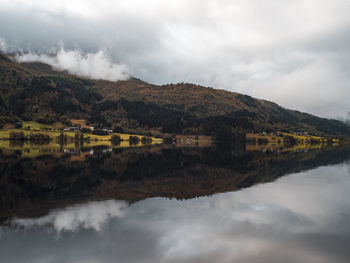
0,143,350,263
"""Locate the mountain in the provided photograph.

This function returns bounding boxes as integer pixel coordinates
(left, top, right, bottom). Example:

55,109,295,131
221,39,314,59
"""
0,52,349,138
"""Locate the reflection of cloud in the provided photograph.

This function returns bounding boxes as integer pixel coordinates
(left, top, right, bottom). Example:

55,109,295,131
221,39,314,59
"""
12,200,129,232
1,162,350,263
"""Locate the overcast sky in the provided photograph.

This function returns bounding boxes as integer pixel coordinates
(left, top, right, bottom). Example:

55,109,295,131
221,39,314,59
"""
0,0,350,119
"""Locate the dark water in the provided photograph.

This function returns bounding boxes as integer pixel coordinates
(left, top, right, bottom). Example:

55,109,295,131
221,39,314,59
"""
1,144,350,262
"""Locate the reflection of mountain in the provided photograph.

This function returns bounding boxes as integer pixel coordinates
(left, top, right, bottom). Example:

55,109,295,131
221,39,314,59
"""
1,144,350,220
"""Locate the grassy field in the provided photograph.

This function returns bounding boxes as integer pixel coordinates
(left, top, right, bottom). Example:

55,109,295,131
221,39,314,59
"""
246,132,339,146
0,121,163,145
0,120,163,159
0,129,163,143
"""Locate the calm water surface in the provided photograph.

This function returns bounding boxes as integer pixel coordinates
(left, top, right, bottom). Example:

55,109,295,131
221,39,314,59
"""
0,144,350,263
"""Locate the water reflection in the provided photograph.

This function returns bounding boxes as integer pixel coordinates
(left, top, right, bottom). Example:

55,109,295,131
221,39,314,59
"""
1,144,350,220
1,162,350,263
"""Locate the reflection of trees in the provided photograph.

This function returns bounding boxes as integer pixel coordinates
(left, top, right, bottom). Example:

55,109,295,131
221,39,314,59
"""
9,140,24,147
1,144,350,220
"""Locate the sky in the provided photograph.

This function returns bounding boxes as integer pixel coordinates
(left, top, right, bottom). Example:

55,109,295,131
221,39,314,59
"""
0,0,350,119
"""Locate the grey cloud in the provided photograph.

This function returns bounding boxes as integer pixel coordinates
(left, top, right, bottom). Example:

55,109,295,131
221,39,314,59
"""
0,0,350,118
0,37,7,52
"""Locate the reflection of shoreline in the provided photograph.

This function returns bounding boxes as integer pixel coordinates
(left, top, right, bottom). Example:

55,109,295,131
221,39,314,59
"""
245,132,345,152
0,140,213,159
245,142,338,153
1,140,342,159
1,144,350,221
0,140,161,159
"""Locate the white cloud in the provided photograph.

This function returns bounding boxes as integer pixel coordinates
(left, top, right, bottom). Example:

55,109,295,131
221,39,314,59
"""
16,48,130,81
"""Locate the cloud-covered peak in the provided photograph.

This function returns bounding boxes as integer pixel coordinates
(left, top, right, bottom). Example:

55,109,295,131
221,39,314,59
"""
15,48,130,82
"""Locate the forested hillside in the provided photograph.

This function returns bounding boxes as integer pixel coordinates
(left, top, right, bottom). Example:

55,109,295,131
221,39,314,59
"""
1,52,349,138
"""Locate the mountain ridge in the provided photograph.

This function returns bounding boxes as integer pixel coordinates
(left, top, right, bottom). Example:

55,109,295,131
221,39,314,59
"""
0,52,349,138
